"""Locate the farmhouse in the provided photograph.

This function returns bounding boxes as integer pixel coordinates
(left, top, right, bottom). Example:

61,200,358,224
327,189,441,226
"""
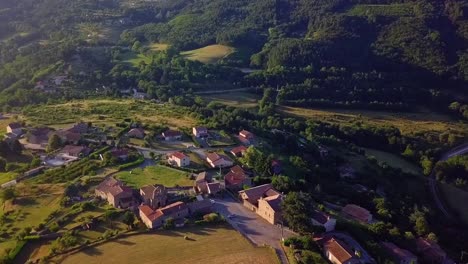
168,152,190,167
27,127,53,145
139,201,189,229
194,171,222,195
127,128,145,139
320,237,361,264
206,152,233,168
224,165,251,191
239,184,283,225
162,130,182,141
381,242,417,264
67,122,89,134
192,126,208,138
140,184,168,209
230,145,248,157
6,123,23,136
56,130,81,145
59,145,91,158
95,177,135,209
342,204,372,224
239,130,255,140
311,210,336,232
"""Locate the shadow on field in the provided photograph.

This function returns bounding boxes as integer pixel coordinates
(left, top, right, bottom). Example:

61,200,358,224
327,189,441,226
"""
83,246,103,256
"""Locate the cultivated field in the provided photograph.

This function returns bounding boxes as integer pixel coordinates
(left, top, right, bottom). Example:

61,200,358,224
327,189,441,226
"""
364,148,422,175
181,45,235,64
21,99,197,129
115,165,192,188
56,225,278,264
202,91,260,108
279,106,468,135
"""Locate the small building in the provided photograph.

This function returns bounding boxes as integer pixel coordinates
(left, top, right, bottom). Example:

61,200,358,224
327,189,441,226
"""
56,130,81,145
206,152,233,168
321,237,361,264
341,204,372,224
239,130,255,140
67,122,89,134
162,130,182,141
224,165,251,191
195,171,212,194
59,145,91,158
416,238,450,264
111,148,129,161
239,184,283,225
27,127,53,145
127,128,145,139
95,177,135,209
192,127,209,138
311,210,336,232
168,152,190,167
140,184,167,209
139,201,189,229
6,123,23,136
381,242,418,264
231,145,248,157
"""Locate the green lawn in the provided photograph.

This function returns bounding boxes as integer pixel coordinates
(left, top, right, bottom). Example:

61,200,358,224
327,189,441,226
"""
115,165,192,188
201,92,260,108
0,172,18,185
121,51,152,66
364,148,422,175
181,44,235,64
56,225,279,264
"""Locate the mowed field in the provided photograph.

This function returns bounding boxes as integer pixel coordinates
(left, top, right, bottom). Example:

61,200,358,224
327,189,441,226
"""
364,148,422,175
115,165,192,188
202,92,260,108
279,106,467,135
56,225,278,264
181,45,235,64
21,99,196,129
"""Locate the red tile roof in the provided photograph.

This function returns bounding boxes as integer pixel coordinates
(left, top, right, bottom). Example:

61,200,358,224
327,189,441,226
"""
140,201,187,222
311,210,331,224
381,242,417,261
231,145,248,155
239,130,254,139
139,204,163,221
322,237,355,264
225,165,247,186
170,152,188,160
342,204,371,223
96,177,133,197
239,184,280,205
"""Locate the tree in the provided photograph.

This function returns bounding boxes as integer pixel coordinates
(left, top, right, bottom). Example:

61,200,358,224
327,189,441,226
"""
0,158,6,172
0,188,16,211
47,134,62,152
281,192,313,234
123,211,135,228
420,156,433,176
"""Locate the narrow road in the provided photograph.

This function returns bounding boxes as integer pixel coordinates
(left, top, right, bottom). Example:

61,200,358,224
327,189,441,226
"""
429,144,468,219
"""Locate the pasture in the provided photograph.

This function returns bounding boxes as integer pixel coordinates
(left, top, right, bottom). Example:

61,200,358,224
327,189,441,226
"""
364,148,422,175
278,106,467,136
56,225,278,264
201,91,260,108
181,45,235,64
115,165,192,188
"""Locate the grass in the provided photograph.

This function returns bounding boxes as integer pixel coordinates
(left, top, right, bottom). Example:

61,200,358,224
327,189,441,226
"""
346,3,415,17
149,43,169,52
279,106,468,136
56,225,279,264
21,99,196,129
440,183,468,225
0,184,64,252
121,51,152,66
0,172,18,185
181,45,236,64
201,92,260,108
115,165,192,188
364,148,422,175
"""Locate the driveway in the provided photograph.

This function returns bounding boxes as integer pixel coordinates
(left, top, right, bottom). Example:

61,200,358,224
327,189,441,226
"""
213,196,296,264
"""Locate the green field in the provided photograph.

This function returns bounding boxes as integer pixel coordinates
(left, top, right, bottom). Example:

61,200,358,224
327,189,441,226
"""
21,99,196,129
440,183,468,225
181,45,235,64
149,43,169,51
56,225,278,264
201,92,260,108
115,165,192,188
364,148,422,175
279,106,467,136
0,172,18,185
346,3,415,17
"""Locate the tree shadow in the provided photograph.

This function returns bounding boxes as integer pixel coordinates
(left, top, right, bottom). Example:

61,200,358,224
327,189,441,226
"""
82,246,103,256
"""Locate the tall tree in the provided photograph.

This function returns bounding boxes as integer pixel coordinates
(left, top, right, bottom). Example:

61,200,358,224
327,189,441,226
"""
281,192,313,234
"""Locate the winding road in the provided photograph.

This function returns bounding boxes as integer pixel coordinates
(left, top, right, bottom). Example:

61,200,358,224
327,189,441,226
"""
429,144,468,219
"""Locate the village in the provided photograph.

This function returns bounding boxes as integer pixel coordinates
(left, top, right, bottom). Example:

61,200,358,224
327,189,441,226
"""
0,118,455,264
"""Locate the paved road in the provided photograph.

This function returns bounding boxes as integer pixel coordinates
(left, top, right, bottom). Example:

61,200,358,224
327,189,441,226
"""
429,144,468,219
213,196,296,264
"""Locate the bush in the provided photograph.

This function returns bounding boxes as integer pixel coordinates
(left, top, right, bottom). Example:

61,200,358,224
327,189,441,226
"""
163,218,175,230
203,213,223,223
117,156,145,171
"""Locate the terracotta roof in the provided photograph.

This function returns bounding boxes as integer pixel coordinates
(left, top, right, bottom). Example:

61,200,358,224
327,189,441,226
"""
160,201,187,215
381,242,417,261
323,237,355,264
60,145,89,156
207,182,221,194
8,123,22,129
224,166,247,186
140,201,188,222
170,152,188,160
139,204,164,221
342,204,371,223
311,210,331,224
239,130,254,138
239,184,280,205
163,130,182,137
206,153,232,164
96,177,133,197
263,194,282,212
193,127,208,133
140,184,166,201
195,171,211,183
231,145,248,155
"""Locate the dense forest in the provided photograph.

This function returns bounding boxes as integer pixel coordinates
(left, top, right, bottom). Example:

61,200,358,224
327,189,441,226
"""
0,0,467,113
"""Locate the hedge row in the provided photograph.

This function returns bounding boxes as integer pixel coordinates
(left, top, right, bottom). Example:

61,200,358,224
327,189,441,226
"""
117,156,145,171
